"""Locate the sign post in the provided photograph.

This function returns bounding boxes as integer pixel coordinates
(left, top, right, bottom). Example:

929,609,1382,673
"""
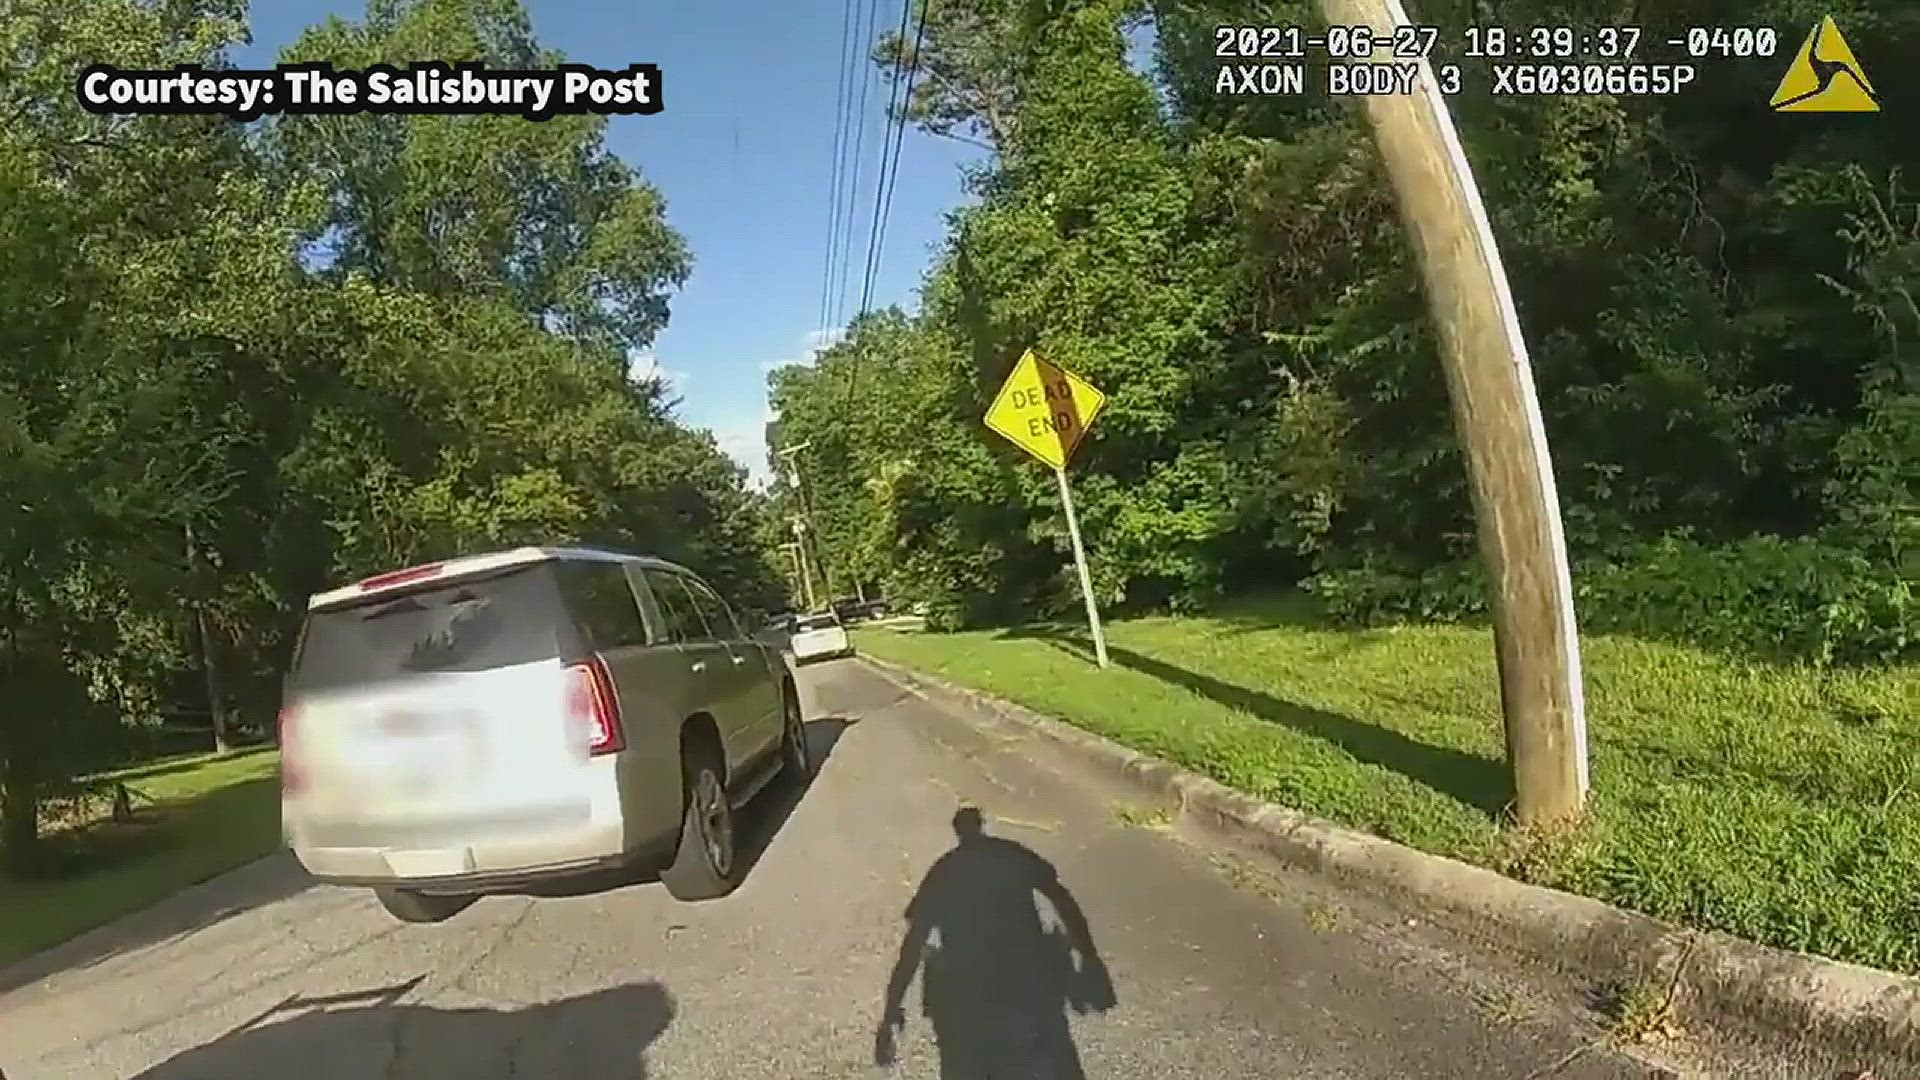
1053,465,1109,669
984,350,1111,669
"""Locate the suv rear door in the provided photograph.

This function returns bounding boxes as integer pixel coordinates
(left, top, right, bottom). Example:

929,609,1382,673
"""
639,567,755,772
551,557,659,726
680,574,783,756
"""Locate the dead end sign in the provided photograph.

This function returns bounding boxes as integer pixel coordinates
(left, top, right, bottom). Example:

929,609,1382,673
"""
984,350,1108,470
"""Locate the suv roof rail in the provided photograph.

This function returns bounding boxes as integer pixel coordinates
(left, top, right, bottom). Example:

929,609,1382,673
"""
307,546,686,611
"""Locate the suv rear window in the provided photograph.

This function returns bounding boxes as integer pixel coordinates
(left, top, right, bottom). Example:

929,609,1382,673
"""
289,566,568,693
797,614,840,632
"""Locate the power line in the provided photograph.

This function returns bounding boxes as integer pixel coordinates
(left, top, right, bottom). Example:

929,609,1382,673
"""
817,0,860,335
856,0,932,319
833,0,884,327
843,0,933,408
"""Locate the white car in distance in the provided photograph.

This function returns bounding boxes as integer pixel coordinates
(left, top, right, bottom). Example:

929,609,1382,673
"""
789,612,853,665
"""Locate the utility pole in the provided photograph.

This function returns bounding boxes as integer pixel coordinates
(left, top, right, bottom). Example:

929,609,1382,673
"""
779,541,807,605
778,441,836,601
1318,0,1588,826
788,524,819,610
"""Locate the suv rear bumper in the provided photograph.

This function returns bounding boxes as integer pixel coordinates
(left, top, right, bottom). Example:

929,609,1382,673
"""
291,819,671,894
309,852,637,895
791,641,854,664
792,652,853,665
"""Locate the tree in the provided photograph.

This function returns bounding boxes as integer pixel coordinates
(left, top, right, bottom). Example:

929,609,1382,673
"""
872,0,1030,153
764,0,1917,660
0,0,305,861
0,0,784,868
271,0,691,356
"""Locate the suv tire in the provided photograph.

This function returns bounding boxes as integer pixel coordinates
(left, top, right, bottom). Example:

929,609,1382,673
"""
375,887,472,924
779,681,812,784
660,741,740,901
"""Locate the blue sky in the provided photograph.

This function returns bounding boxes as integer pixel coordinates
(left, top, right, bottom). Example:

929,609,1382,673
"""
237,0,986,487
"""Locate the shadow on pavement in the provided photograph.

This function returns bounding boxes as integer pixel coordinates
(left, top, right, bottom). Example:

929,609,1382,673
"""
505,717,854,901
99,745,279,787
3,721,855,995
127,975,674,1079
1028,630,1511,816
875,807,1117,1078
0,849,314,996
735,716,853,876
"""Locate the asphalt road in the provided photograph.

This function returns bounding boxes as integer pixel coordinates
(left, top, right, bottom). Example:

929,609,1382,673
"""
2,660,1684,1079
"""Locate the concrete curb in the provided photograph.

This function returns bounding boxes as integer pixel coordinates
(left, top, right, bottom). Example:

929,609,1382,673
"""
857,654,1920,1070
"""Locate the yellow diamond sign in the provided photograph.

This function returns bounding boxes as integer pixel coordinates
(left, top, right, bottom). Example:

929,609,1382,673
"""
1770,16,1879,113
984,350,1107,470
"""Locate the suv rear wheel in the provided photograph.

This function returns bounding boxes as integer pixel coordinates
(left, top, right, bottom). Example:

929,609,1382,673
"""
660,741,740,901
780,681,812,783
375,887,473,924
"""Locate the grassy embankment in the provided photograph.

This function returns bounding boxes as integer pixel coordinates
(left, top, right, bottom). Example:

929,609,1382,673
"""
857,598,1920,975
0,747,282,968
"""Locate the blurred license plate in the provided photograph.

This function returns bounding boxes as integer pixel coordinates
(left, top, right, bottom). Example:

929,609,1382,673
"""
370,711,468,788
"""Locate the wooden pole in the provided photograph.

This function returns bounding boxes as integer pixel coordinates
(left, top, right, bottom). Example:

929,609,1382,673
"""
1317,0,1589,824
781,542,807,608
185,524,232,754
791,521,819,610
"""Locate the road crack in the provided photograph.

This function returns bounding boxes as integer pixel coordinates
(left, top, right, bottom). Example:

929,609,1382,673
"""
448,899,538,1000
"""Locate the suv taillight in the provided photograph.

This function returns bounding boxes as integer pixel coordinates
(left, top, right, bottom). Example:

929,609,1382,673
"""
278,705,305,795
567,659,625,755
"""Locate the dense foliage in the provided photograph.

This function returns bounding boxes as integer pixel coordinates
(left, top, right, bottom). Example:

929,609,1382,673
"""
771,0,1917,665
0,0,780,865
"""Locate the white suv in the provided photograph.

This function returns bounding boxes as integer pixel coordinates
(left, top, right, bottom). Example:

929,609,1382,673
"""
279,547,810,922
788,612,853,664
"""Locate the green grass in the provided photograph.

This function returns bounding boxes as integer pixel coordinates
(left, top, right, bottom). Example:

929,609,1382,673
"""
0,746,283,968
856,597,1920,975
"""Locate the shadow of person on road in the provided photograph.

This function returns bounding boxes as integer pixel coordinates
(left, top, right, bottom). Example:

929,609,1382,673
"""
875,807,1116,1079
129,975,674,1079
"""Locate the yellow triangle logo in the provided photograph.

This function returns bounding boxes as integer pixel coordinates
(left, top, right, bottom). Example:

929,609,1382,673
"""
1770,16,1879,112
